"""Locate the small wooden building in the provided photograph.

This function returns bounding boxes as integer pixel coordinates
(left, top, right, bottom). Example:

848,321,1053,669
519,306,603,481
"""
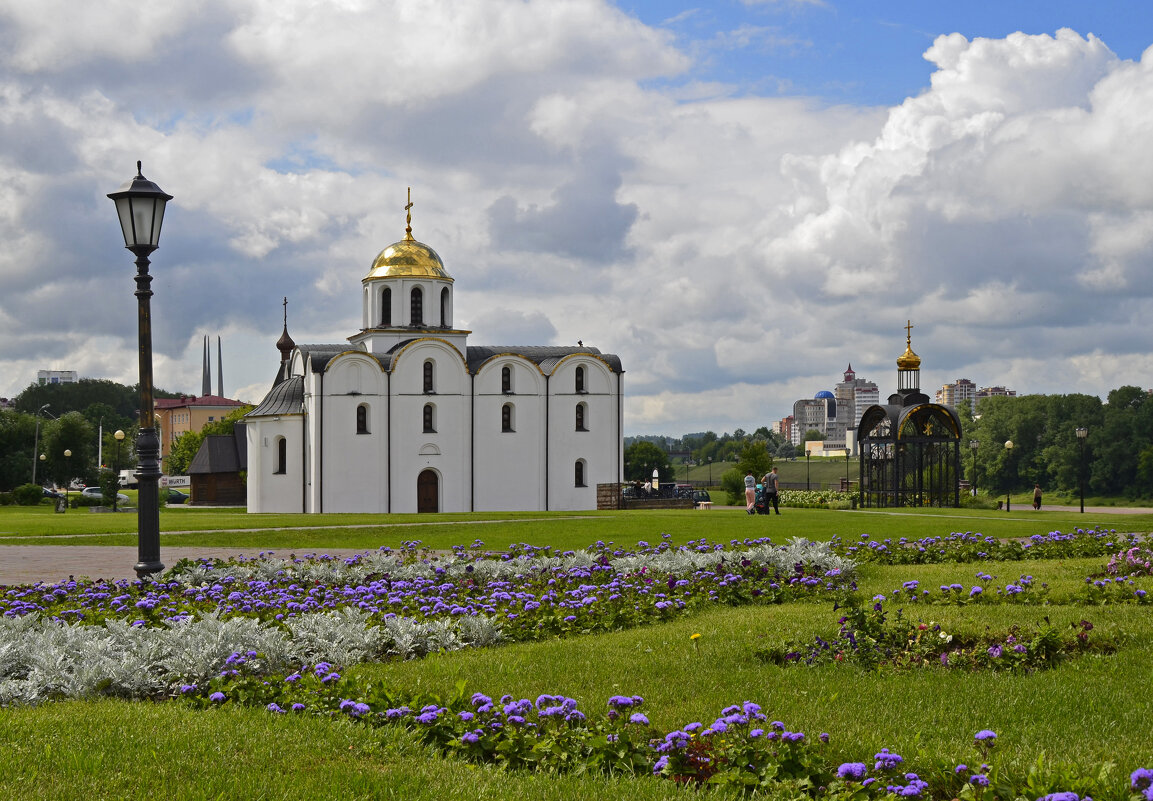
188,427,248,506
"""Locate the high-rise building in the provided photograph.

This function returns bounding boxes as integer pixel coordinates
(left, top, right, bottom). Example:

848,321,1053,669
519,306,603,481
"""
935,378,976,406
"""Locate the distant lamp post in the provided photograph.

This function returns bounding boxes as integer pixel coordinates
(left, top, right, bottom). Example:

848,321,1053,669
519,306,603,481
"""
969,439,979,493
114,430,126,513
62,449,71,512
806,449,811,491
844,449,849,490
109,161,172,578
1076,427,1088,514
1004,440,1014,511
31,403,50,485
708,456,713,487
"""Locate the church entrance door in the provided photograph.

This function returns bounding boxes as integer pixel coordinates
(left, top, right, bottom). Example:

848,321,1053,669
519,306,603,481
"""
417,469,438,513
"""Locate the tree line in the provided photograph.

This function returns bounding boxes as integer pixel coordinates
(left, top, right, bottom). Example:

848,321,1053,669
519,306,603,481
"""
625,386,1153,499
0,379,204,490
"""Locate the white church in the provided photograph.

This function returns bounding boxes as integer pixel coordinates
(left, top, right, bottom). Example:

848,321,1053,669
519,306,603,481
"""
244,195,624,513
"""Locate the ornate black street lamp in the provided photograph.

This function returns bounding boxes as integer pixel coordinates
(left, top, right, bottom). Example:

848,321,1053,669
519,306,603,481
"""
806,449,811,491
708,456,713,487
31,403,49,485
1076,427,1088,514
969,439,979,494
109,161,172,578
1004,440,1014,511
113,429,126,513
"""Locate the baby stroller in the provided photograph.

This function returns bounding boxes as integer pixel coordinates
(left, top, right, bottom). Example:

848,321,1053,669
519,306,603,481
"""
754,484,770,515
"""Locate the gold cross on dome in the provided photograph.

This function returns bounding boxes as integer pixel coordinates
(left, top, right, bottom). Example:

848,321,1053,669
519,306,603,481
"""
405,187,413,239
905,319,914,344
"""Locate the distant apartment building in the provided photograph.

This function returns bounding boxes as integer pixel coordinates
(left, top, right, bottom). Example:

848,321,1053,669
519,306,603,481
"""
788,365,878,453
774,415,795,444
935,378,976,406
977,385,1016,400
37,370,78,385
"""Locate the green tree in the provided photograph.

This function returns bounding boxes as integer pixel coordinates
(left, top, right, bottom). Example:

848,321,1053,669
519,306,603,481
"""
736,441,773,478
624,441,673,483
38,412,96,488
0,409,38,490
802,429,823,443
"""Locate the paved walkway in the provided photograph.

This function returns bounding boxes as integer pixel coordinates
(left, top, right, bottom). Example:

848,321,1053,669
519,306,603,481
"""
0,546,379,586
0,505,1148,587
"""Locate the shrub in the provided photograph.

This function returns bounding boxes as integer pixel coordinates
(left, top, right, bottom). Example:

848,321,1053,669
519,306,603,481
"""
13,483,45,506
0,492,13,506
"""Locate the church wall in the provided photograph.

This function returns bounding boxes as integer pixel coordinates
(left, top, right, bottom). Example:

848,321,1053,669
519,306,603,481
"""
547,358,620,511
320,355,389,513
246,415,305,513
388,341,471,513
472,358,547,511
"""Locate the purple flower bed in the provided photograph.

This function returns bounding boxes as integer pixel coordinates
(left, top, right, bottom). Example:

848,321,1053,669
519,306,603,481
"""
833,527,1145,565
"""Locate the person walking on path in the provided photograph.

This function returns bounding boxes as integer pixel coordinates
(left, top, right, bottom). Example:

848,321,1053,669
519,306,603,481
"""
1033,483,1042,510
763,467,781,514
744,471,756,514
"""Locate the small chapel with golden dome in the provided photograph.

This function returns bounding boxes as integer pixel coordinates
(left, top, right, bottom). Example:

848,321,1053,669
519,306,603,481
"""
244,191,624,513
856,322,962,508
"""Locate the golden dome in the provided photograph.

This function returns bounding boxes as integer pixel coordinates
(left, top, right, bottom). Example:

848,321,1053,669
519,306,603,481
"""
897,343,921,370
365,234,453,281
896,320,921,369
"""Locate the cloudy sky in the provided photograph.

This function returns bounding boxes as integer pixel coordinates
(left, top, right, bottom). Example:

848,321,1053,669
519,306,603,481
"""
2,0,1152,436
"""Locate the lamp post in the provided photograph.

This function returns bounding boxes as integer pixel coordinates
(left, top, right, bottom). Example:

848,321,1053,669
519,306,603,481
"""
969,439,979,494
806,449,811,491
62,449,71,512
708,456,713,487
109,161,172,578
1004,440,1014,511
844,449,849,490
1076,427,1088,514
113,430,126,513
31,403,50,485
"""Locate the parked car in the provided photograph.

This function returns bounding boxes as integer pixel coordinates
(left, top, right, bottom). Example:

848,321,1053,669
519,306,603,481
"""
80,486,129,505
42,487,63,499
165,488,188,504
692,490,712,507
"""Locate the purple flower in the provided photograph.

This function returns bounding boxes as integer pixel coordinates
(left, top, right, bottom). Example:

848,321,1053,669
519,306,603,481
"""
988,645,1003,658
267,702,284,713
969,774,989,787
975,729,997,742
955,764,968,774
209,692,226,703
1133,769,1153,790
629,713,649,725
837,762,868,780
1037,793,1081,801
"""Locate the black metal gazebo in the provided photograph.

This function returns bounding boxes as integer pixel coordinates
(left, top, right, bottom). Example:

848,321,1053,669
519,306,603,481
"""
857,402,961,508
857,321,962,509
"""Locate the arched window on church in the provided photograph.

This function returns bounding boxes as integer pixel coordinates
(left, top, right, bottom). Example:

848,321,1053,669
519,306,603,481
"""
423,403,436,433
501,365,512,394
440,287,450,327
356,403,369,434
575,402,587,431
274,436,287,475
381,287,391,326
502,403,514,433
423,360,435,393
575,365,586,393
574,459,587,487
411,287,423,326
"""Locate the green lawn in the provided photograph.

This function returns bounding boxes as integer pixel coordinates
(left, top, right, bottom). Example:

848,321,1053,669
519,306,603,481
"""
2,509,1152,799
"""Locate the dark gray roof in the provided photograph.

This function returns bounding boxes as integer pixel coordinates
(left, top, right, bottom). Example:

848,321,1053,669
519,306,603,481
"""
188,429,247,474
467,345,623,374
247,375,305,417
